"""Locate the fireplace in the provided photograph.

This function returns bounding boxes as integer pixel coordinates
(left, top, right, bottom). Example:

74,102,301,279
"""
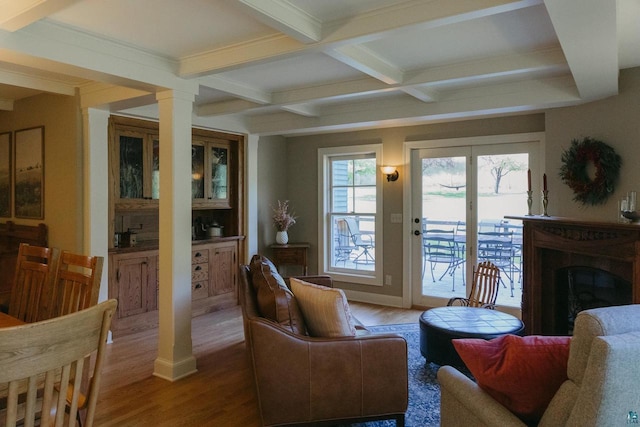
507,216,640,335
557,267,632,334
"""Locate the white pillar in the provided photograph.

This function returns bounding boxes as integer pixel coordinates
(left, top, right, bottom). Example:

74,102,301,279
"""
153,89,197,381
82,108,110,303
246,134,259,258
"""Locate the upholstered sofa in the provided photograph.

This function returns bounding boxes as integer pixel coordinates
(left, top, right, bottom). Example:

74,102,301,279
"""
239,256,408,427
438,304,640,426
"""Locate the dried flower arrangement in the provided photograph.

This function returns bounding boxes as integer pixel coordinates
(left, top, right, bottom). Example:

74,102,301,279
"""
272,200,297,231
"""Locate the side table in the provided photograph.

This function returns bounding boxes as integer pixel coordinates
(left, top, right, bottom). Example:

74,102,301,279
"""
270,243,310,276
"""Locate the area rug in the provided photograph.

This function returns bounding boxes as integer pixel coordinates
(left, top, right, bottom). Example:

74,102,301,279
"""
350,322,441,427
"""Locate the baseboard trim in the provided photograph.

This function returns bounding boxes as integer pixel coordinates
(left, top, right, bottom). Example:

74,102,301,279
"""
153,355,198,382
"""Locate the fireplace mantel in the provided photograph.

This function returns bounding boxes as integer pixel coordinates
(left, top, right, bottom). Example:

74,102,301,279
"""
506,215,640,334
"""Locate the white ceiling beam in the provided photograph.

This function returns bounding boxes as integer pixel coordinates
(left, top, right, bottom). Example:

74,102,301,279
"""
0,20,198,94
197,75,271,104
543,0,618,100
401,86,439,103
245,75,580,136
235,0,322,43
0,97,13,110
404,47,567,87
180,33,305,78
195,48,568,117
180,0,542,77
79,82,151,109
280,103,319,117
0,67,76,95
326,45,404,85
0,0,81,31
197,99,261,117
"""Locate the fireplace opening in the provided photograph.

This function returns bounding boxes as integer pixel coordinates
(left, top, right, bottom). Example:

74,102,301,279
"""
554,266,632,335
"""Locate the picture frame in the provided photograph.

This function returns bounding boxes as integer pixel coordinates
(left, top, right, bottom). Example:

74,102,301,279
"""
14,126,44,219
0,132,10,218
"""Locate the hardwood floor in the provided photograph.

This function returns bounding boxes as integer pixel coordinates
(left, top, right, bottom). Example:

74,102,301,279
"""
94,302,424,426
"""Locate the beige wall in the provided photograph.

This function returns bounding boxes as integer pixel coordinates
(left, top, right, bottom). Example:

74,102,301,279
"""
0,93,82,253
284,115,545,297
545,67,640,221
256,135,288,254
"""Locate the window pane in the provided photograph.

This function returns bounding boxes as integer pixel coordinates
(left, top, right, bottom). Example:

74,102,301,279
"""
332,187,352,212
330,214,375,271
353,158,376,185
354,187,376,213
332,160,352,186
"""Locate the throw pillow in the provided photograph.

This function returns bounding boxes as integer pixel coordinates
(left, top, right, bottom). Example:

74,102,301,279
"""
290,277,356,338
249,255,307,335
453,334,571,425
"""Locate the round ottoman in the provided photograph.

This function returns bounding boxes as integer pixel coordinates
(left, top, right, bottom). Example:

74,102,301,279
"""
419,306,524,368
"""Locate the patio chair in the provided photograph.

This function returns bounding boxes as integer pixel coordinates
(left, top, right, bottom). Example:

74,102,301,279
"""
334,218,356,265
344,217,375,265
423,228,464,292
478,231,515,297
447,261,500,309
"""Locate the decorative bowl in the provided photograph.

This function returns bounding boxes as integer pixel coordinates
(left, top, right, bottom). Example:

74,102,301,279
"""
622,210,640,222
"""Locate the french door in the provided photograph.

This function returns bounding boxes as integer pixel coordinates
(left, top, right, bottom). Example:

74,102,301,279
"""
409,136,541,312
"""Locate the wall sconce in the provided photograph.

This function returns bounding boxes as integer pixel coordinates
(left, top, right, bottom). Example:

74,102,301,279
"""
381,166,399,182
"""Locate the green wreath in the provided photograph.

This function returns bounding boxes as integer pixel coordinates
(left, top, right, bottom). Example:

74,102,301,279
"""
559,137,621,206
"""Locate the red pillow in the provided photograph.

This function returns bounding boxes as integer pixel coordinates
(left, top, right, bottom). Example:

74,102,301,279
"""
452,334,570,425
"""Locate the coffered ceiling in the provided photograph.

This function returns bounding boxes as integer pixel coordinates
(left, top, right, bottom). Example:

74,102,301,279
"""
0,0,638,136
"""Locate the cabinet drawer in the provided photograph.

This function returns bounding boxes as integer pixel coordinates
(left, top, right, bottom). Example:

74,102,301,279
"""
192,281,208,300
191,264,208,282
273,248,305,264
192,249,209,264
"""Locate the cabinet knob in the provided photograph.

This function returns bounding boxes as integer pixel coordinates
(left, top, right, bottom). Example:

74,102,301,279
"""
195,265,202,271
194,283,202,290
195,252,202,257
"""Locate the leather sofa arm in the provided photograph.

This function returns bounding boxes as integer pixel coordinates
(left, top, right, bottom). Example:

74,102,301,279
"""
247,318,408,426
438,366,526,427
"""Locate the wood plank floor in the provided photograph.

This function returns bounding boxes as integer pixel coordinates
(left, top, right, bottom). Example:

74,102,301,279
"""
94,302,425,426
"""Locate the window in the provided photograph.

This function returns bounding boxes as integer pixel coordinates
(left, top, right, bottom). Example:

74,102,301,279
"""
318,144,383,285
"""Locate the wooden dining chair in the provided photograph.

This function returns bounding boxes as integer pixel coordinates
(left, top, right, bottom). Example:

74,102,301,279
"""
8,243,60,323
0,299,117,427
47,251,104,426
447,261,501,309
48,251,104,319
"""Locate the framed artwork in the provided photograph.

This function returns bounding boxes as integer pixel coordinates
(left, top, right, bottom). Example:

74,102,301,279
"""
14,126,44,219
0,132,10,218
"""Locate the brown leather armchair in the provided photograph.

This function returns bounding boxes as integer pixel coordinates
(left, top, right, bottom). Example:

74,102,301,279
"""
240,264,408,426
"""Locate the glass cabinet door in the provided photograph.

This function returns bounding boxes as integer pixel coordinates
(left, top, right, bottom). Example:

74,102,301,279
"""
119,135,144,199
151,138,160,199
210,145,228,201
192,144,205,199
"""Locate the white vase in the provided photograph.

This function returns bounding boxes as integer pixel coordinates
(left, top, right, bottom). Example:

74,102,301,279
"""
276,231,289,245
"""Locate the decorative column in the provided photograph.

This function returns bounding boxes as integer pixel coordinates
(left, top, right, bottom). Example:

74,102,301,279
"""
154,89,197,381
82,108,110,303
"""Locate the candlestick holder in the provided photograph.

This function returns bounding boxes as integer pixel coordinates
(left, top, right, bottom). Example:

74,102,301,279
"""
542,190,549,216
526,191,533,216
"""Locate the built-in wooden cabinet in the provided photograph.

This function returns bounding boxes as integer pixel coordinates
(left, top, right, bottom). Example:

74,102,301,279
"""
210,240,237,296
107,115,245,337
109,250,158,336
